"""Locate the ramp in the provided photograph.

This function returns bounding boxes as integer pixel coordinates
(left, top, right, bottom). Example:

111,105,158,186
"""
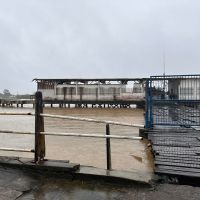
148,128,200,178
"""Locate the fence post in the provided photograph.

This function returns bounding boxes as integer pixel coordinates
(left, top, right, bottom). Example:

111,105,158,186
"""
106,124,112,170
149,78,153,128
35,91,45,163
145,79,149,128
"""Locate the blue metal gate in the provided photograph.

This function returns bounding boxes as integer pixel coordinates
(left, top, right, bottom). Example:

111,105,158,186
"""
145,75,200,128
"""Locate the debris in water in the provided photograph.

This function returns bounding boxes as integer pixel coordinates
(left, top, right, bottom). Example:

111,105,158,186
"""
130,154,143,162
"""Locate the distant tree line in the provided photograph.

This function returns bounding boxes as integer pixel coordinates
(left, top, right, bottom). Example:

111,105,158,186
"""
0,89,32,99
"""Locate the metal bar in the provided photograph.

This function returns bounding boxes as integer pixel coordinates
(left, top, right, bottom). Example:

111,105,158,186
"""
41,132,142,140
0,147,34,153
145,79,149,128
106,124,111,170
0,113,34,116
40,114,144,128
149,78,153,128
0,130,34,135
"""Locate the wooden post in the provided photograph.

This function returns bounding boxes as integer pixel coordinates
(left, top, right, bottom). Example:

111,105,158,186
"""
106,124,112,170
35,91,45,163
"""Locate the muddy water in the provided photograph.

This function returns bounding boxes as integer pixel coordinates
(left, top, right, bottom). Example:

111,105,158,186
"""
0,107,153,178
35,179,143,200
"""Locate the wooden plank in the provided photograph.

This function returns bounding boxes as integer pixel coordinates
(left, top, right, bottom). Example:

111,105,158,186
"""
155,169,200,178
155,154,200,159
156,156,200,163
150,136,198,141
156,165,200,173
153,146,200,152
149,132,200,136
149,131,196,134
152,142,191,147
149,134,200,139
155,153,200,158
156,157,200,164
155,161,200,169
0,157,79,172
149,127,200,178
154,150,199,155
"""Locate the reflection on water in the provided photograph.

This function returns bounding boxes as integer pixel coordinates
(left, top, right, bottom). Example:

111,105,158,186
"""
35,179,141,200
0,107,153,177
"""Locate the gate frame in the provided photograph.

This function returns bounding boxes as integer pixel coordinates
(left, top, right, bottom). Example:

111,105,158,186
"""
145,74,200,128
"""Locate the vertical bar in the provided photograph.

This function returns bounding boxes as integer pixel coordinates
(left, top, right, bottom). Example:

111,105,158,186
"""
145,79,149,128
106,124,111,170
96,88,98,101
149,78,153,128
98,80,100,100
198,76,200,126
63,87,66,101
35,91,45,163
75,81,78,100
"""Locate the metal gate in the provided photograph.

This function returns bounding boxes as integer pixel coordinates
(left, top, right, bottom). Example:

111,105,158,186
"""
145,75,200,128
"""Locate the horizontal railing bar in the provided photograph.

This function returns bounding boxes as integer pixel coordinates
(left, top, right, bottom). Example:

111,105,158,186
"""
41,114,144,128
0,112,34,116
0,147,34,153
0,130,34,135
41,132,142,140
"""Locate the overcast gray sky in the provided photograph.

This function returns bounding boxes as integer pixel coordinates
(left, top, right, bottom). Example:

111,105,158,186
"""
0,0,199,93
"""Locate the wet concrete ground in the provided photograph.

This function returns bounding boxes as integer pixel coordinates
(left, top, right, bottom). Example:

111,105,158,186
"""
1,166,200,200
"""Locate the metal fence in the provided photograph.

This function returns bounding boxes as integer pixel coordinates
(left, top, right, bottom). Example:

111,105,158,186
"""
145,75,200,128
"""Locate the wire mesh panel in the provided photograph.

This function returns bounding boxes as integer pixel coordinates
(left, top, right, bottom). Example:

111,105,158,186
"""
146,75,200,128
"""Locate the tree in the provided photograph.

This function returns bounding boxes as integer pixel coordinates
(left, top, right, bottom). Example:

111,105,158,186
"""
3,89,11,99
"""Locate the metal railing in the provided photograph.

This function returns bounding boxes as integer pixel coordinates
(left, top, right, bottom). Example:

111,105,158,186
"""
145,75,200,128
40,113,144,128
0,92,143,170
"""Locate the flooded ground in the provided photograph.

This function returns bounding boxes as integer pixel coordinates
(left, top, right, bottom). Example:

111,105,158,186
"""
34,178,146,200
1,166,200,200
0,106,154,178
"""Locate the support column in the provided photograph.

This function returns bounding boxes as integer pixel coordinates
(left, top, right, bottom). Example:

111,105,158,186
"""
35,91,45,163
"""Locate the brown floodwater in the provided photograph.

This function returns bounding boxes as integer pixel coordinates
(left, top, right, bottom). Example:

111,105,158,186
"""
0,106,153,179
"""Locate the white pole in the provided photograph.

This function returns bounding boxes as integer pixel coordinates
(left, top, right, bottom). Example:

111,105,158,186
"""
41,132,142,140
0,130,34,135
0,113,34,116
0,147,34,153
40,113,144,128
